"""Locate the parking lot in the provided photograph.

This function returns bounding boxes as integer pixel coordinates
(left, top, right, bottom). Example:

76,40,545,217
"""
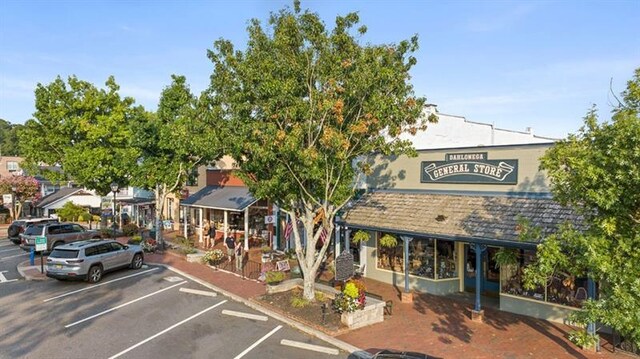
0,236,349,359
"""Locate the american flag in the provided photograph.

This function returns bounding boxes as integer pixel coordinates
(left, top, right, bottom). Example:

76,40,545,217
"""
319,227,329,245
284,216,293,240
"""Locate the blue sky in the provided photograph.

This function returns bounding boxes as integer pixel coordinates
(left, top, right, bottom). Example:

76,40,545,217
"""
1,0,638,139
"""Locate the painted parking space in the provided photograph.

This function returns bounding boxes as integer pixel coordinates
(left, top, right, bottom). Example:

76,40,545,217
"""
0,265,346,359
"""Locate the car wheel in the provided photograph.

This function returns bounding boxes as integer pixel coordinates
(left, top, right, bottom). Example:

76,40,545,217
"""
87,265,103,283
130,254,143,269
8,227,18,237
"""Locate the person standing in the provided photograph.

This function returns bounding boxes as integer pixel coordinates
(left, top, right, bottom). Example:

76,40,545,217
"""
203,219,211,249
225,231,235,262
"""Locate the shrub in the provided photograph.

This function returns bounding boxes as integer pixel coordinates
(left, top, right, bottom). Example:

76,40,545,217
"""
129,235,143,244
315,291,326,301
122,223,139,236
334,279,366,313
569,330,598,349
261,245,272,254
100,228,114,238
80,212,93,222
265,270,285,284
290,295,309,308
202,249,225,265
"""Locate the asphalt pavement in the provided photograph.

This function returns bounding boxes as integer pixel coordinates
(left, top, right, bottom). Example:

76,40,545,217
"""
0,260,350,359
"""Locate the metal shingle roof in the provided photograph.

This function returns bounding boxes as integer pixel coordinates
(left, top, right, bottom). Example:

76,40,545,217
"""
180,185,257,211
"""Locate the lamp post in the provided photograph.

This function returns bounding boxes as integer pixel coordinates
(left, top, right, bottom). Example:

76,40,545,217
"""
110,182,119,238
10,185,17,220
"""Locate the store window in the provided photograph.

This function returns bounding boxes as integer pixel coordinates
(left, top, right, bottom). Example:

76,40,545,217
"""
409,238,435,279
377,232,403,272
436,240,457,279
501,250,550,303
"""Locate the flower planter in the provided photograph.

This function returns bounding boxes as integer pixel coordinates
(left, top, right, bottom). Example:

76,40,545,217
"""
340,297,385,329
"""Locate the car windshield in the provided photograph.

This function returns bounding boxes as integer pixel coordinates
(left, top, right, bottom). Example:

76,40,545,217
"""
50,249,79,258
24,225,45,235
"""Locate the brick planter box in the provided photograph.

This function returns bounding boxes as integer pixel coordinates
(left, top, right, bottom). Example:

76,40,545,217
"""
267,278,385,329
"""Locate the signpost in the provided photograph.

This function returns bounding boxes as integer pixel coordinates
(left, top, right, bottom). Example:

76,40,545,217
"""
35,236,46,273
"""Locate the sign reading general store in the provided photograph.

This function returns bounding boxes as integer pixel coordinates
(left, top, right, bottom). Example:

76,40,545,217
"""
421,152,518,184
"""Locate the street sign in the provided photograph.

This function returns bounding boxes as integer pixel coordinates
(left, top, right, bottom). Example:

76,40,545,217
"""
35,236,47,252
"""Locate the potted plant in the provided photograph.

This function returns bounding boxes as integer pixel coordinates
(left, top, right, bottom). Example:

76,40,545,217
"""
265,270,285,285
379,233,398,247
202,249,225,265
352,230,370,244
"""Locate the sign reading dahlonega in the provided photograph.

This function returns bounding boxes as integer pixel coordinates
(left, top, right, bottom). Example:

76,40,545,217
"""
421,152,518,184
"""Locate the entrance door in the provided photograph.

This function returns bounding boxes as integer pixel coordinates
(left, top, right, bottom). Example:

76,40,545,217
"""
464,244,500,294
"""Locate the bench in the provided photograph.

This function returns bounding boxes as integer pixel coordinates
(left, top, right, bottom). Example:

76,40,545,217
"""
365,292,393,316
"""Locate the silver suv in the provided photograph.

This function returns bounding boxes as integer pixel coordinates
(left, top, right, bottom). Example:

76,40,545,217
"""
20,222,101,252
46,239,144,283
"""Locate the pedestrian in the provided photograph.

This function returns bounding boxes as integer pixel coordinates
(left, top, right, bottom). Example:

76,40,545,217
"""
202,219,211,248
208,223,216,248
225,231,235,262
234,239,243,271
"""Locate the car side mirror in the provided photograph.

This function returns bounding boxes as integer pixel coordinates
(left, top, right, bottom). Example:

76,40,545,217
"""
123,245,129,250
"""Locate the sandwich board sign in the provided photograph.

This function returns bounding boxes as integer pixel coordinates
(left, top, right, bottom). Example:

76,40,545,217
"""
35,236,47,252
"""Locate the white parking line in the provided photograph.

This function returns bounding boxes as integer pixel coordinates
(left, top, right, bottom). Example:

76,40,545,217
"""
221,309,268,321
233,325,283,359
43,268,159,302
179,287,217,297
65,281,187,328
281,339,340,355
108,300,228,359
0,248,20,254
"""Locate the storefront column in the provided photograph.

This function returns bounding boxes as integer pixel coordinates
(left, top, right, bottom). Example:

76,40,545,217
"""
244,206,249,250
334,225,341,256
198,208,203,244
344,227,350,252
223,211,228,237
472,243,485,321
587,276,600,350
400,235,413,303
183,207,187,238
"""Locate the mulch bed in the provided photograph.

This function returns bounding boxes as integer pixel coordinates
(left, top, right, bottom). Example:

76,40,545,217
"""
258,287,348,335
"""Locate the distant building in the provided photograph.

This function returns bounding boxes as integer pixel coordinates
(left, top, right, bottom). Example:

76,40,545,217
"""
399,104,557,150
0,156,23,178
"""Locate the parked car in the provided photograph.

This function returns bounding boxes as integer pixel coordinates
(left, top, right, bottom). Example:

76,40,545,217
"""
19,222,100,252
46,239,144,283
372,350,433,359
7,217,59,244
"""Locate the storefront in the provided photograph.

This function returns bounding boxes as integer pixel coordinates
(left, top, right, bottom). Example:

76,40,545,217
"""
339,143,590,323
180,185,272,250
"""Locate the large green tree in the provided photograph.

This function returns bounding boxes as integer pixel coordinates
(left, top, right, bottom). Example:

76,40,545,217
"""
131,75,225,246
18,76,144,194
207,2,433,300
0,119,23,156
524,68,640,345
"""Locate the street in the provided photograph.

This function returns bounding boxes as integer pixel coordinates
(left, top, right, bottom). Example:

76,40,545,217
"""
0,237,349,359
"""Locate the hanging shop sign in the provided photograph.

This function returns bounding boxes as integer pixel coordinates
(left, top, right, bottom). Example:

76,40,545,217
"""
421,152,518,184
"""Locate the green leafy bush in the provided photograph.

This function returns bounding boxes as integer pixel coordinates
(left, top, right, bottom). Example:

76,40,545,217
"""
569,330,598,349
290,295,309,308
122,223,139,236
129,235,143,244
352,230,370,243
379,233,398,247
80,212,92,222
265,270,285,284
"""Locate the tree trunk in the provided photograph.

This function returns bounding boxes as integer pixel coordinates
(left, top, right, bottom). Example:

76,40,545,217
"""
155,184,167,249
290,207,335,302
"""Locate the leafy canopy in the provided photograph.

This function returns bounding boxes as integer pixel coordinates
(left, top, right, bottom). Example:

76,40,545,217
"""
525,68,640,345
206,1,432,300
18,76,145,194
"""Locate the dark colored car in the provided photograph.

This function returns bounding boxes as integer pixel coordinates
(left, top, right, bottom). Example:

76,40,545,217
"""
373,350,433,359
7,218,59,244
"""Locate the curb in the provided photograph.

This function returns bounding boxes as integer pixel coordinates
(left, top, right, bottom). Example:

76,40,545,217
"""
17,260,48,281
148,262,373,359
